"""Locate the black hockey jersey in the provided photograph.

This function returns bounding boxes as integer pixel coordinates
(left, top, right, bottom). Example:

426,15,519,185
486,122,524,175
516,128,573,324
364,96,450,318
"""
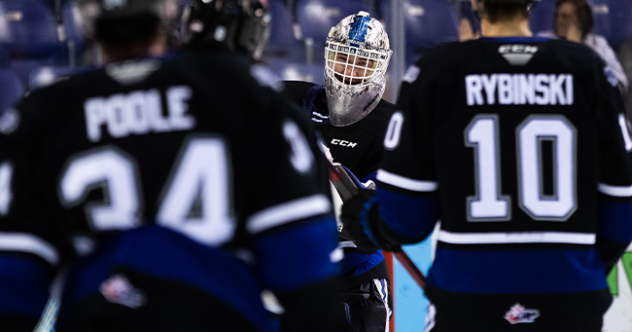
281,81,394,286
373,37,632,328
0,51,342,332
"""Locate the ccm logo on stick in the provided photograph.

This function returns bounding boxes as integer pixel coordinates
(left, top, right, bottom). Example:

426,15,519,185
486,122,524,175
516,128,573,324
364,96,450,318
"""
330,139,357,148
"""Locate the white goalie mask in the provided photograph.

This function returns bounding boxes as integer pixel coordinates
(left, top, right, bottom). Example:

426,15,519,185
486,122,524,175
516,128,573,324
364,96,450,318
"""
324,12,392,127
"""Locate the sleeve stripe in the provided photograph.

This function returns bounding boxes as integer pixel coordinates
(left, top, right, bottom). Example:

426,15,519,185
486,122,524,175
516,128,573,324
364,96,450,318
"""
0,232,59,265
330,247,344,263
247,194,332,234
437,230,596,245
598,183,632,197
376,169,438,192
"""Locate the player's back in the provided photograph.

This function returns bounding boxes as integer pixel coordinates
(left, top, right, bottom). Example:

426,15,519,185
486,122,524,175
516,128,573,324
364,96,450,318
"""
397,36,631,302
0,51,335,332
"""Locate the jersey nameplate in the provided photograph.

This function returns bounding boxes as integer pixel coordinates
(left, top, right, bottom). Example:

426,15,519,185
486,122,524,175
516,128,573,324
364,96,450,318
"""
466,74,573,106
84,86,196,142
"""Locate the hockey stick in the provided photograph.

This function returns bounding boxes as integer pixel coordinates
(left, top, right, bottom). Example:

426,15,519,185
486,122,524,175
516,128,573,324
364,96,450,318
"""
323,149,427,290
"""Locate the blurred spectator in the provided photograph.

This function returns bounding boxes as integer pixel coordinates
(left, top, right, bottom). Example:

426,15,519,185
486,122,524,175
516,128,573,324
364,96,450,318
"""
537,0,628,93
459,18,480,41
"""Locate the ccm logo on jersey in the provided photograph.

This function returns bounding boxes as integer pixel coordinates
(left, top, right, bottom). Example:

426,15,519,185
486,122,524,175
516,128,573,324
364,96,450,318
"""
84,86,195,142
466,73,574,106
330,139,357,148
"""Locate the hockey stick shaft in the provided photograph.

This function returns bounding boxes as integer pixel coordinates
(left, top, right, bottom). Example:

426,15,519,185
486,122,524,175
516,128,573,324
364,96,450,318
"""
324,156,427,290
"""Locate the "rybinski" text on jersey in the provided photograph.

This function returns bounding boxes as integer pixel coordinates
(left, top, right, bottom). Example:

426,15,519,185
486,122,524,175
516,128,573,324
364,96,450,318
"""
465,74,573,106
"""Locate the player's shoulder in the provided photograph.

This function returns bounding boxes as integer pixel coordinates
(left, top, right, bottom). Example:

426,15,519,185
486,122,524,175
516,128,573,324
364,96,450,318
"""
280,80,318,106
408,41,484,81
17,66,105,114
413,41,466,69
356,99,396,137
541,38,602,63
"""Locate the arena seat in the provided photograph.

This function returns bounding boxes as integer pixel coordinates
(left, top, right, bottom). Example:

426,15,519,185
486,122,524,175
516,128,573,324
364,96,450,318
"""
0,0,64,86
268,0,298,49
61,0,84,65
381,0,459,66
590,0,632,52
268,60,325,85
0,68,24,114
528,0,557,35
296,0,372,43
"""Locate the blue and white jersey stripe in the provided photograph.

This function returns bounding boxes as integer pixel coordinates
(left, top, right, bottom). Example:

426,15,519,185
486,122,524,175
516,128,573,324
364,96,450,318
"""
377,169,438,192
0,232,59,266
437,230,596,245
598,182,632,197
247,194,331,234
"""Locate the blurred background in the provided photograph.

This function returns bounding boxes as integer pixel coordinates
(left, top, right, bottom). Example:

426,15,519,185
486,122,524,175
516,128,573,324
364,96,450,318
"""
1,0,631,107
1,1,631,331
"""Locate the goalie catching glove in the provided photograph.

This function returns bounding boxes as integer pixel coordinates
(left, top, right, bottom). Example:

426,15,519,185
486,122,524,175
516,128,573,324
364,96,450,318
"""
340,187,402,253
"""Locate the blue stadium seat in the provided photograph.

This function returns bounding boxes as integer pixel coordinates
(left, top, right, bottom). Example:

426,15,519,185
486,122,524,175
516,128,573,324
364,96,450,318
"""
29,65,73,90
528,0,557,35
0,68,24,114
590,0,632,52
296,0,372,43
268,0,298,48
0,0,64,86
38,0,57,11
381,0,459,66
62,0,84,64
268,59,325,85
281,63,325,85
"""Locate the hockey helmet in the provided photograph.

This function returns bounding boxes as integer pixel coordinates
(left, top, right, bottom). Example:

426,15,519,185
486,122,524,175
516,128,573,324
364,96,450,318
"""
179,0,271,59
324,12,392,127
77,0,179,40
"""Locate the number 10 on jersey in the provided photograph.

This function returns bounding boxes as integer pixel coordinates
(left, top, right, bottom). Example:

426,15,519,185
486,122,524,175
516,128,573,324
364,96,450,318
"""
465,114,577,222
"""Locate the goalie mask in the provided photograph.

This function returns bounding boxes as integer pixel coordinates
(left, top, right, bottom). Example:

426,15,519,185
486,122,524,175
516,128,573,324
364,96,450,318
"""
324,12,392,127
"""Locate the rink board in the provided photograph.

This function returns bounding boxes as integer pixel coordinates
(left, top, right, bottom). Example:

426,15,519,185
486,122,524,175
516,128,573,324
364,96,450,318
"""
392,238,632,332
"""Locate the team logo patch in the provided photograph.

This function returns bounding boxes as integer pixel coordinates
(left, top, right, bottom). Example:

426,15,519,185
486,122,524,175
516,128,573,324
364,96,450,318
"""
100,274,146,309
504,303,540,324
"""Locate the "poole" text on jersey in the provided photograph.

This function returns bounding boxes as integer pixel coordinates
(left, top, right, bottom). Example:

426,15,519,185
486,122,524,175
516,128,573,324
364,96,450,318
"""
84,86,195,142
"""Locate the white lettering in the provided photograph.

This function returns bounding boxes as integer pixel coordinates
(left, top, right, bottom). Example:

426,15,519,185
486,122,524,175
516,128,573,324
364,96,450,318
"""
124,91,150,135
519,74,535,105
84,86,196,143
565,74,574,105
549,74,566,105
481,75,498,105
167,86,196,130
330,139,358,148
466,75,484,106
85,98,107,142
535,74,549,105
464,74,573,107
105,94,128,138
498,74,513,105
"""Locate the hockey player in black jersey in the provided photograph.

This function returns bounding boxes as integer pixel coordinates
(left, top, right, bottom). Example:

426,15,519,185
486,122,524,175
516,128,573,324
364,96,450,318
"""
282,12,394,332
0,1,346,331
341,0,632,331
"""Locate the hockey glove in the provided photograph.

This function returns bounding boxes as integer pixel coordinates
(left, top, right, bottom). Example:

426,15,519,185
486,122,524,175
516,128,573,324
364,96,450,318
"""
340,188,380,252
340,190,402,253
